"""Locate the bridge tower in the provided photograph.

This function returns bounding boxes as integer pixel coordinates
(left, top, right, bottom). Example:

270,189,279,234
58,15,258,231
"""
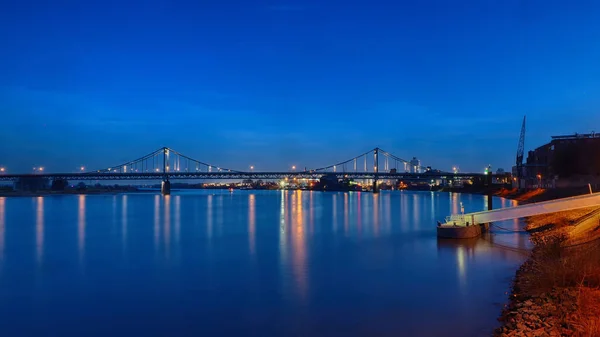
161,147,171,195
373,148,379,193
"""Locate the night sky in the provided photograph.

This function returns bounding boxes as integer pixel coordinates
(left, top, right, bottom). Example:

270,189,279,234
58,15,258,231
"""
1,0,600,173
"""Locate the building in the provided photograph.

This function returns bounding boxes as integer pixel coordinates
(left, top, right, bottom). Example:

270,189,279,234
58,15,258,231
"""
525,132,600,188
409,157,421,173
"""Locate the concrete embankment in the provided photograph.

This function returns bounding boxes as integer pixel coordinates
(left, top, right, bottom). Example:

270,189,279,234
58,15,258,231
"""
494,201,600,336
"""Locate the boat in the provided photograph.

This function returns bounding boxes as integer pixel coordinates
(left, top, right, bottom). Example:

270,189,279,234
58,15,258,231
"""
436,215,489,239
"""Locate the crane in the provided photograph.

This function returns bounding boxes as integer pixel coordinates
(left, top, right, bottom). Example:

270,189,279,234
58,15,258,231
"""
516,116,526,189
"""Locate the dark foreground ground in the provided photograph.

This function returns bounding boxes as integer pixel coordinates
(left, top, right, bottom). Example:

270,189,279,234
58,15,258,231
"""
494,188,600,337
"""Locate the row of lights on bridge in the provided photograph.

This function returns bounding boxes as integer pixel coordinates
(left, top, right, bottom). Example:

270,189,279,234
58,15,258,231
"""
0,166,88,174
249,165,296,171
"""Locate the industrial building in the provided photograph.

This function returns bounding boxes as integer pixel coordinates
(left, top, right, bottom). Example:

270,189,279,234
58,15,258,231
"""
524,132,600,188
409,157,421,173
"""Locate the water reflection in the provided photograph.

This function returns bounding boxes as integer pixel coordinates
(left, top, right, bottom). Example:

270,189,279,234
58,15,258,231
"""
356,192,362,233
174,195,181,245
164,195,171,258
456,245,467,292
292,190,307,301
36,197,44,265
309,192,314,234
207,195,213,239
383,194,391,235
248,194,255,256
78,195,86,263
344,193,349,236
0,190,531,337
373,194,379,237
451,193,459,215
332,194,337,232
400,192,408,231
216,196,223,236
279,191,287,264
412,193,420,225
122,195,127,248
437,238,479,294
154,195,160,249
0,197,4,260
112,195,117,232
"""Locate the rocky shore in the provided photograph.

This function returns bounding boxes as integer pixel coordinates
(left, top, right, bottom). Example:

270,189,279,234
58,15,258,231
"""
494,198,600,337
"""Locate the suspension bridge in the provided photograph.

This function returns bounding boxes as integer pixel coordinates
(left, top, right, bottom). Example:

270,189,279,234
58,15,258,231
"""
0,147,497,194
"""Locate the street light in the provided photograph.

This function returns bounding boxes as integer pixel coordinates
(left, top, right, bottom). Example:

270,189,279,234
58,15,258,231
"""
250,165,254,171
38,167,44,172
0,167,4,172
80,166,85,172
291,165,296,171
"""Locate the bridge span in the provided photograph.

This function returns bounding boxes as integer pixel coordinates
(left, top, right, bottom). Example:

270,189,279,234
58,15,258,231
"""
0,171,495,182
0,146,500,194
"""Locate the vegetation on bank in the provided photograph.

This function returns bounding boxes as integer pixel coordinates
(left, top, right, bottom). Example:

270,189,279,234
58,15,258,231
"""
495,197,600,337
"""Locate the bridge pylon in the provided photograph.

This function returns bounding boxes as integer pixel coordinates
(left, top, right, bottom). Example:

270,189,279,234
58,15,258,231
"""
161,147,171,195
373,148,379,193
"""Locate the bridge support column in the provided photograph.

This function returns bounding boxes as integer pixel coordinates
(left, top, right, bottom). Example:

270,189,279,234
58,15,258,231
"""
373,148,379,193
487,194,493,211
161,180,171,195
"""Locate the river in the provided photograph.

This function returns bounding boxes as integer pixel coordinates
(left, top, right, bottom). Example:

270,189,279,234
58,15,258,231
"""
0,190,529,336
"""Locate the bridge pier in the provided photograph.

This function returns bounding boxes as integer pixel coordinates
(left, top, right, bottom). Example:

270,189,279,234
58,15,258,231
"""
373,148,379,193
161,180,171,195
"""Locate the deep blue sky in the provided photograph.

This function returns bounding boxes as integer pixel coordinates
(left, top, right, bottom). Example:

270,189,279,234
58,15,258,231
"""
1,0,600,173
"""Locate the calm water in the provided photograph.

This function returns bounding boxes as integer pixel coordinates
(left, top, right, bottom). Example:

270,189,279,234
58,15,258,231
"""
0,190,529,337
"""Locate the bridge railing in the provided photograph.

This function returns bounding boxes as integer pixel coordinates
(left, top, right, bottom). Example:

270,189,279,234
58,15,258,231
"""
444,214,476,226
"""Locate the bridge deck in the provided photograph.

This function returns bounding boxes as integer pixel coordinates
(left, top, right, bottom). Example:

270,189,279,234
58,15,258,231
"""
0,171,497,181
444,192,600,226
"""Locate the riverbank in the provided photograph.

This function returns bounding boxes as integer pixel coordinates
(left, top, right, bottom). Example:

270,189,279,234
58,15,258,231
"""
494,186,595,204
494,202,600,336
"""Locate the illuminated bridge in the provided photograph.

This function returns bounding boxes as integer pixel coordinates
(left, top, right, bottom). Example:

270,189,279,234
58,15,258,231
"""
0,147,498,194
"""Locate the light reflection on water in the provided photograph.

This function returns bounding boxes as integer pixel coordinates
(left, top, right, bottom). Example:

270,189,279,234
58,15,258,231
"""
77,195,85,264
153,194,160,249
0,197,4,261
248,194,256,256
0,191,530,337
36,197,44,265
